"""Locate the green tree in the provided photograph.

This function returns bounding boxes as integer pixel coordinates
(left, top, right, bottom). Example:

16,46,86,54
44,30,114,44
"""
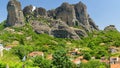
0,62,6,68
80,60,107,68
12,46,28,60
83,53,91,60
52,50,74,68
87,42,95,49
32,56,51,68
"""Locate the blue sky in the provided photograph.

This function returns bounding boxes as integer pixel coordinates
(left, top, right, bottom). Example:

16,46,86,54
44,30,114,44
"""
0,0,120,30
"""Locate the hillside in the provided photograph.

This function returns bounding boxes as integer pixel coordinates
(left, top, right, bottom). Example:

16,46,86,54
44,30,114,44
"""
0,0,120,68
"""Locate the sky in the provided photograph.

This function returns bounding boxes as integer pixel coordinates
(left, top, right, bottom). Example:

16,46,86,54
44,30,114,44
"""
0,0,120,31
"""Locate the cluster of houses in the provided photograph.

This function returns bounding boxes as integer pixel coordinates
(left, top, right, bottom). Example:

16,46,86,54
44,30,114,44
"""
1,43,120,68
26,48,120,67
27,48,88,64
99,57,120,68
110,57,120,68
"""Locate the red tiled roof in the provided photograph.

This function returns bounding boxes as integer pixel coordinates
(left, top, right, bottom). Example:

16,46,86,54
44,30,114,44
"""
72,56,87,64
77,56,83,60
111,63,120,68
28,51,44,57
82,59,88,63
5,46,13,48
72,58,81,64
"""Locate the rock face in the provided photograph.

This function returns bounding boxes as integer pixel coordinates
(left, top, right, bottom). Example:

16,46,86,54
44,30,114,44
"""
22,1,99,39
74,2,90,31
30,19,80,40
74,28,88,37
6,0,24,27
6,1,99,40
50,20,80,40
31,21,51,34
23,1,99,33
89,17,99,30
23,5,47,17
23,5,34,16
34,7,47,17
104,25,118,31
47,2,99,32
54,2,76,26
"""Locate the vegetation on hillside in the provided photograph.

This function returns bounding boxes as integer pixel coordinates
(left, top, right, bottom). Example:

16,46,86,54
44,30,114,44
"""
0,20,120,68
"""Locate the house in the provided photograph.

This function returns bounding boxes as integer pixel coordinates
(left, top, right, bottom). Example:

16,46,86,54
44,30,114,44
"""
100,57,109,64
110,57,119,64
110,57,120,68
81,59,88,63
100,59,109,64
4,46,12,51
72,58,81,65
72,56,87,65
0,44,4,57
77,56,83,60
69,48,81,55
28,51,44,57
111,64,120,68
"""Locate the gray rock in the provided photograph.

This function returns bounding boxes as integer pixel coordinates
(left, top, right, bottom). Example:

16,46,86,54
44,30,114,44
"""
23,5,47,17
51,20,80,40
23,5,34,16
6,0,24,27
104,25,118,31
31,21,51,34
74,2,91,32
5,0,100,40
88,17,99,31
34,7,47,17
47,1,99,32
54,2,76,26
74,28,88,37
47,10,56,18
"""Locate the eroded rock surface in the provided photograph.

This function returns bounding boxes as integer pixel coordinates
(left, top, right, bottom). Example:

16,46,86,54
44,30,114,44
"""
6,0,24,27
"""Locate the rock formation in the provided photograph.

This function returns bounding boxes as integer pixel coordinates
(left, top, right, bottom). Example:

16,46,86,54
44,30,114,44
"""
31,19,80,40
23,5,47,17
34,7,47,17
6,0,24,27
104,25,118,31
47,2,99,32
53,2,76,26
22,1,99,39
74,2,90,31
6,0,99,40
31,20,51,34
50,20,80,40
23,5,34,16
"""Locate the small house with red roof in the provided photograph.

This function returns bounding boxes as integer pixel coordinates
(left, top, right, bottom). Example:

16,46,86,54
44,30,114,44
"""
111,64,120,68
5,46,13,51
110,57,119,64
28,51,44,57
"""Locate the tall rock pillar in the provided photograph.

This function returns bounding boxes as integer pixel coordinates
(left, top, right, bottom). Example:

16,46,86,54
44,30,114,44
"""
6,0,25,27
